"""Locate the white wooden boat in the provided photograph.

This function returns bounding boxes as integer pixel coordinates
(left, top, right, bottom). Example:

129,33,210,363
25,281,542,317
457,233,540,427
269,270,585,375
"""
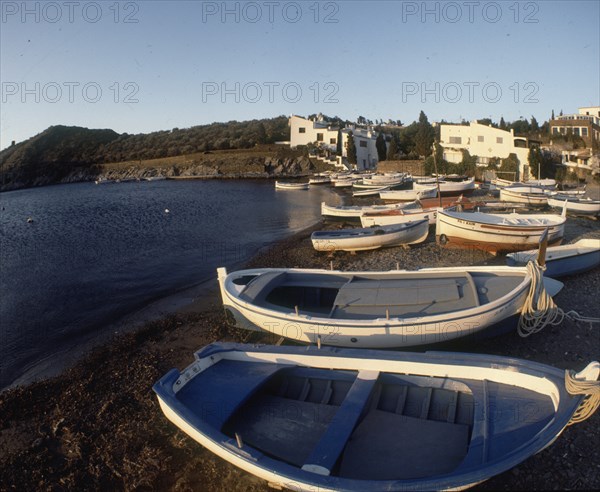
354,178,404,189
436,208,567,254
275,181,309,190
379,187,437,201
526,178,556,188
321,201,419,221
499,187,548,206
308,176,331,185
547,196,600,216
311,220,429,252
414,177,475,196
360,206,443,226
154,342,599,491
352,186,391,197
217,265,563,348
490,177,516,189
506,238,600,278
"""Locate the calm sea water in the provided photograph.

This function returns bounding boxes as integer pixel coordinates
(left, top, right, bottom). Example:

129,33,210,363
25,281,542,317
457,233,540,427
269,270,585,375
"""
0,179,338,390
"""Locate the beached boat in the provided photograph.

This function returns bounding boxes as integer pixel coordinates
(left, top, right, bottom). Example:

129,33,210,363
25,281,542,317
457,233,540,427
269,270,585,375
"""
491,177,516,189
154,342,599,491
499,186,548,206
414,177,475,196
352,186,391,197
361,206,447,226
217,262,563,348
547,196,600,217
275,181,309,190
321,201,419,221
506,238,600,278
379,186,437,202
436,208,567,254
311,220,429,252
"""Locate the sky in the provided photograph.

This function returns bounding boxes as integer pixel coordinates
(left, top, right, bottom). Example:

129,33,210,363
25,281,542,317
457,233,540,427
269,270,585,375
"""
1,0,599,149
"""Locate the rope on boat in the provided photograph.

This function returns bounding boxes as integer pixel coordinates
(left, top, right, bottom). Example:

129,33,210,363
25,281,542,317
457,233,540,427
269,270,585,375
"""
518,261,564,337
518,261,600,337
565,365,600,426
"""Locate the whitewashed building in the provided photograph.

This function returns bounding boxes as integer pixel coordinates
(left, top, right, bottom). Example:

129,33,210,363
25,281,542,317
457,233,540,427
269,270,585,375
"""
289,115,383,170
440,121,531,179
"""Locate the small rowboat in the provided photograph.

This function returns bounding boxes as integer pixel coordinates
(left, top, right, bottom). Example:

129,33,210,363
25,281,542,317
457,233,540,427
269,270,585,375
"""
547,196,600,217
414,177,475,196
499,187,548,206
216,262,563,348
506,238,600,277
360,207,439,227
379,187,437,202
321,201,419,221
352,186,391,197
154,343,599,490
275,181,309,190
308,176,331,185
311,220,429,252
436,208,567,254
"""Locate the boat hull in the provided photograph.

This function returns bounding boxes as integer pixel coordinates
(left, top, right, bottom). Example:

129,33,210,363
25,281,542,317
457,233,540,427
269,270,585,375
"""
216,266,545,349
500,188,548,206
436,210,565,254
154,343,599,492
506,239,600,277
547,197,600,216
311,221,429,252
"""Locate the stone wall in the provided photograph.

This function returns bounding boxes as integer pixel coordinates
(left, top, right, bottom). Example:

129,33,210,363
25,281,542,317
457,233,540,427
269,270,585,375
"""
376,160,425,175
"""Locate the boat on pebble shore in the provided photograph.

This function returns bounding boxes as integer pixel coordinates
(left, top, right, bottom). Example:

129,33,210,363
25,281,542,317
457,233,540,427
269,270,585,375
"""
310,219,429,252
321,201,419,221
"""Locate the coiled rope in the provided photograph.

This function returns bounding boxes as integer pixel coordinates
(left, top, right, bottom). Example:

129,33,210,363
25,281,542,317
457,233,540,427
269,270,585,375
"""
565,364,600,425
518,260,600,337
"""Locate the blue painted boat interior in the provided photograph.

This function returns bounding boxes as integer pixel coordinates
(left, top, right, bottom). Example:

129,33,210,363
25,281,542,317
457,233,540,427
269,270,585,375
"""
174,358,556,481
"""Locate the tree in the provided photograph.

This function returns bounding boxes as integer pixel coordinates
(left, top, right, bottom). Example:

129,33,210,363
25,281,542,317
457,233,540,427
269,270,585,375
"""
499,117,507,130
256,122,267,144
414,111,434,157
500,153,520,178
530,116,539,133
551,109,555,120
386,138,399,160
346,132,357,165
375,132,387,161
336,129,342,156
528,147,542,179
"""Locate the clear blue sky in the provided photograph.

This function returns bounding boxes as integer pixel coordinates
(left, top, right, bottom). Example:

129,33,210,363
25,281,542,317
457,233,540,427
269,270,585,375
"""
1,0,599,149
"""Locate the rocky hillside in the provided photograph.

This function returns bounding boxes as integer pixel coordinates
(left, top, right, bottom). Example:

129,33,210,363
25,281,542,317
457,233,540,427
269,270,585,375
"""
0,117,296,191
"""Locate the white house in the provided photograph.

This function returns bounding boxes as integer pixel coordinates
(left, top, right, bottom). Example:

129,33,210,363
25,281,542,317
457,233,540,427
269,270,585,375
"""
440,121,531,179
288,114,384,170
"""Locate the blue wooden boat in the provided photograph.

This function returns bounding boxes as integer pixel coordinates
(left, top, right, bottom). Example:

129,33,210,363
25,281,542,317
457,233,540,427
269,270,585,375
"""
154,343,599,491
506,238,600,278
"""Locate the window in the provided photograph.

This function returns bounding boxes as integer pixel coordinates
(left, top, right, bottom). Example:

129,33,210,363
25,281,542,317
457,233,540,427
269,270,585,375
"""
477,135,484,142
552,127,559,134
299,127,306,133
330,138,336,144
449,136,462,144
317,133,323,141
582,128,588,136
496,137,503,144
574,128,580,136
359,140,367,147
560,127,565,134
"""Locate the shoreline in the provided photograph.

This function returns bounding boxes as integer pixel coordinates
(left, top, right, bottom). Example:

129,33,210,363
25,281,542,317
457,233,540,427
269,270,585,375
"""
1,200,599,490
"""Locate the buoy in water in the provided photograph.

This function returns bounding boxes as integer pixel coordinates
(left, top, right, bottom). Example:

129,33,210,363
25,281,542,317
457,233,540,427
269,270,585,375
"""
164,209,170,214
27,217,34,223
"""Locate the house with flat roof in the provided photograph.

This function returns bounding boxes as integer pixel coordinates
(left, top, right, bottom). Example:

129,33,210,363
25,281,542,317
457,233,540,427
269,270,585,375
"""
549,107,600,147
288,115,384,170
439,121,532,179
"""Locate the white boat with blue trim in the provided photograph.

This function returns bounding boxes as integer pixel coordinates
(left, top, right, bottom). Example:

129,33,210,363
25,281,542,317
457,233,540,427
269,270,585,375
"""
154,342,599,491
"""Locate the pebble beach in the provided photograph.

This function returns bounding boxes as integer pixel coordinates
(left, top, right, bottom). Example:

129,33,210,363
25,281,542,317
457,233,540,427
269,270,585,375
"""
1,183,599,491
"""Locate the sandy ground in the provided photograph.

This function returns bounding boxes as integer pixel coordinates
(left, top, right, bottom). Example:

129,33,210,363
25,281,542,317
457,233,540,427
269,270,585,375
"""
1,185,599,491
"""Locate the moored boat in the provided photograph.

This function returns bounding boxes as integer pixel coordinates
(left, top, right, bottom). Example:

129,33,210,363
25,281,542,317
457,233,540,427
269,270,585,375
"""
499,186,548,206
436,208,567,254
275,181,309,190
506,238,600,277
360,206,440,226
311,220,429,252
154,342,599,492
